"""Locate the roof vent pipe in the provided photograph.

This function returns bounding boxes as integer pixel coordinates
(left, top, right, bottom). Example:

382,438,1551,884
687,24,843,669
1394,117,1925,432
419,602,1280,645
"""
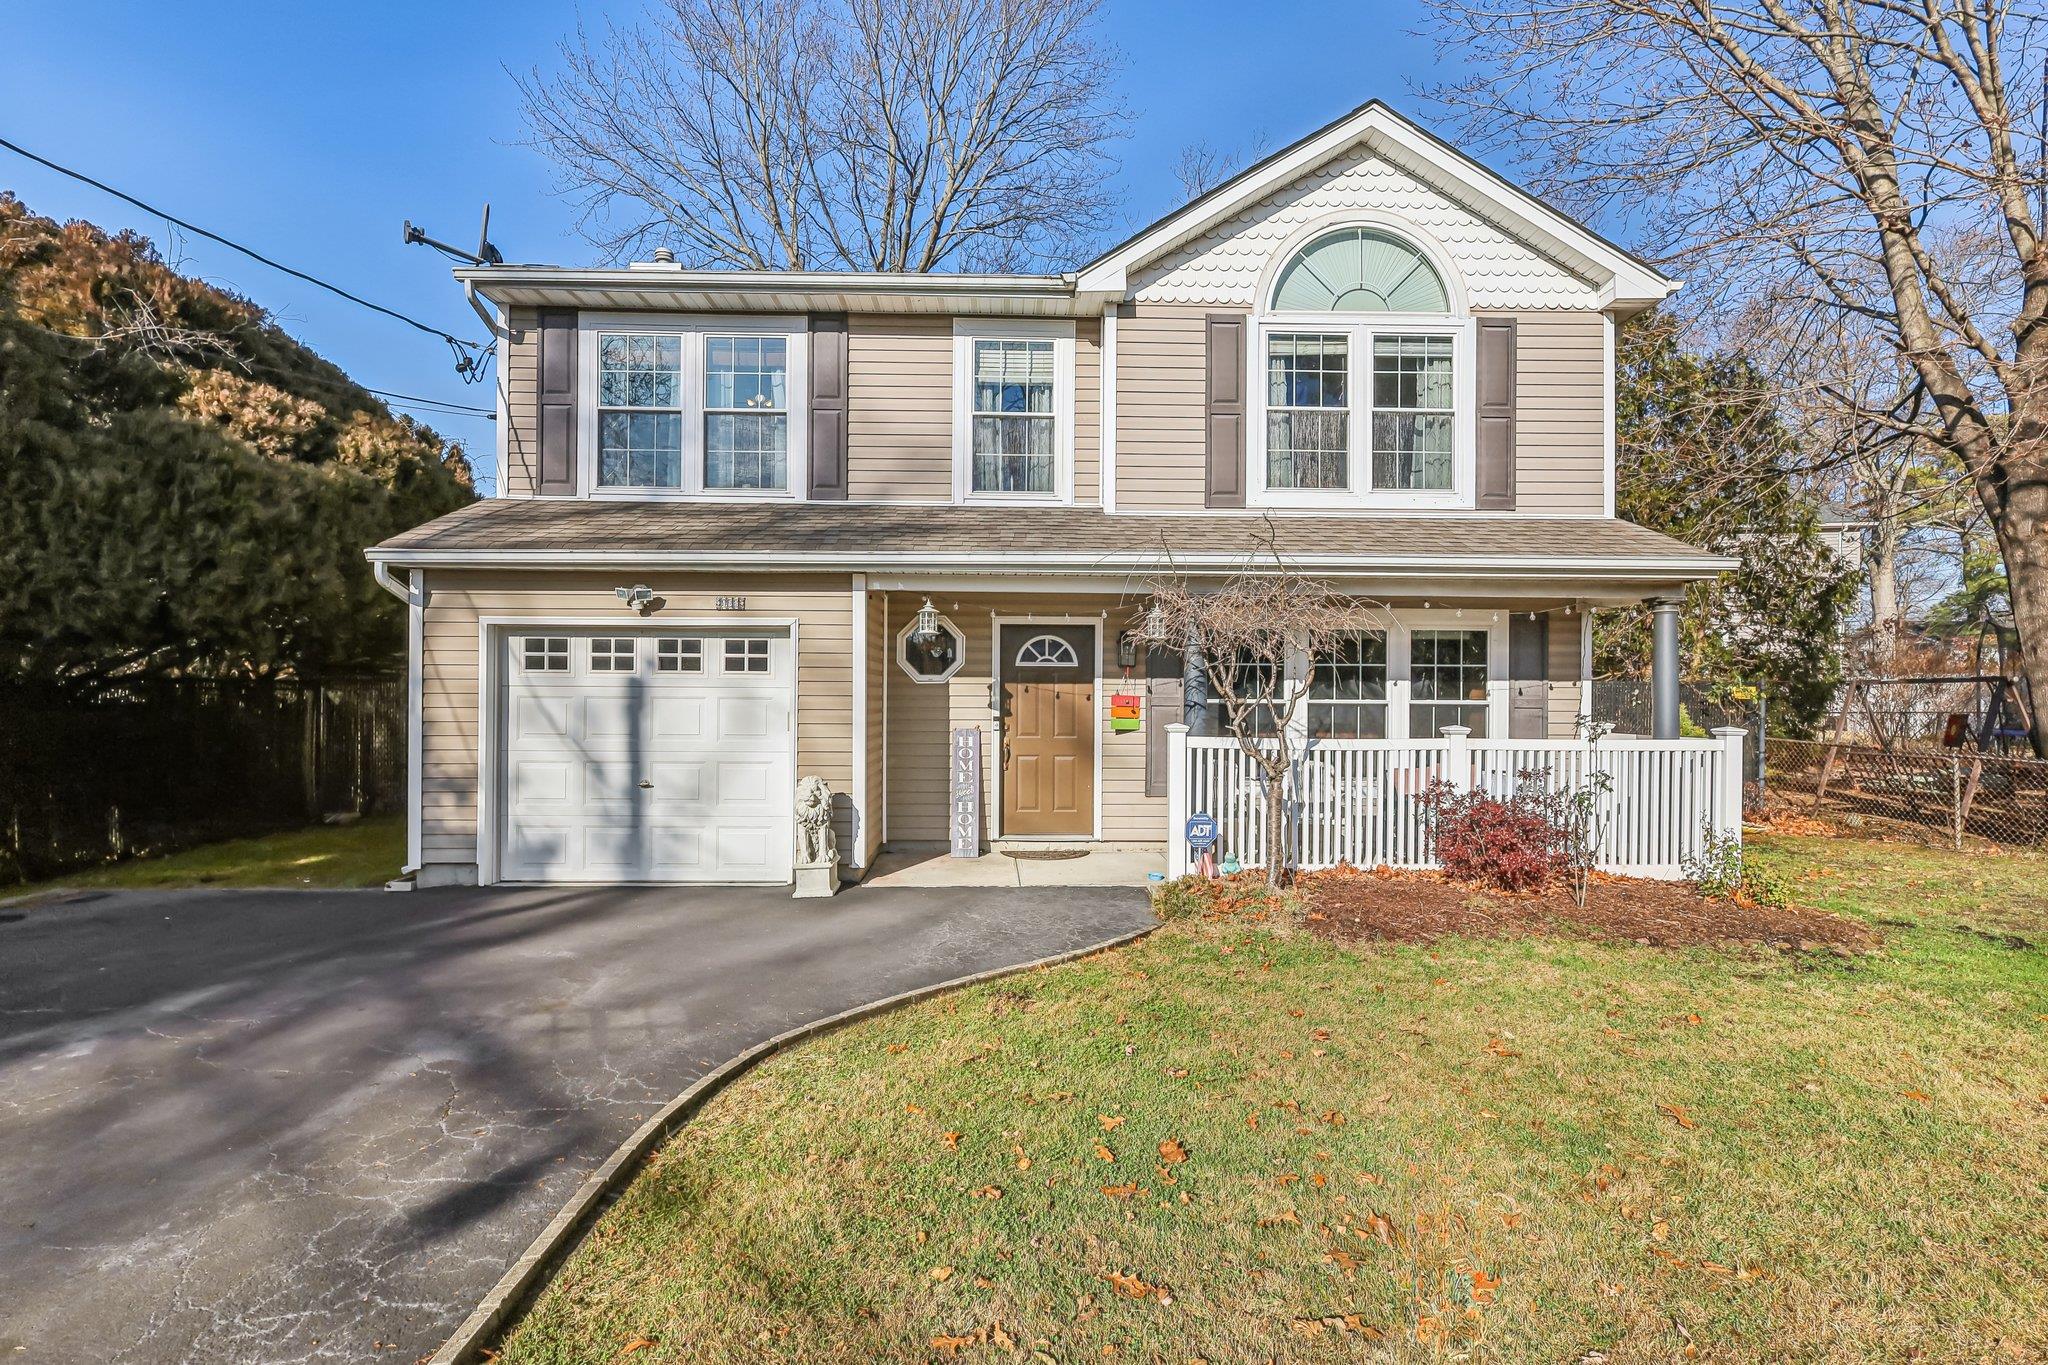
650,246,676,264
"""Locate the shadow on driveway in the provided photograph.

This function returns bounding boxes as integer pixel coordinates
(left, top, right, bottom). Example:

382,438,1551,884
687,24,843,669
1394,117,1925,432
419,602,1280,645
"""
0,879,1152,1363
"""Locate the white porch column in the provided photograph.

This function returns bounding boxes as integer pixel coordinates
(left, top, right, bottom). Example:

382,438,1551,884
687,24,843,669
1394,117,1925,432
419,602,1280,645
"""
1711,726,1747,843
1166,723,1190,878
1651,596,1683,740
1441,724,1472,793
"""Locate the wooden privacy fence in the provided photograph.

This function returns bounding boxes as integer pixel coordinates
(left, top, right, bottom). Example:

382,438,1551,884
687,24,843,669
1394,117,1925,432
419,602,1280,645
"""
0,676,404,885
1165,725,1746,880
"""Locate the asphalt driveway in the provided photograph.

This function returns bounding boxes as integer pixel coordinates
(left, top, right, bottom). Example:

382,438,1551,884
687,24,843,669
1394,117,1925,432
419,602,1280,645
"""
0,880,1153,1363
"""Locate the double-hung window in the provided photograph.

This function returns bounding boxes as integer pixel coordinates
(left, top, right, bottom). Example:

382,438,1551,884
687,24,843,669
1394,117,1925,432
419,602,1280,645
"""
954,321,1072,502
587,319,803,496
596,335,683,490
1255,226,1466,505
1308,632,1389,739
1409,628,1490,738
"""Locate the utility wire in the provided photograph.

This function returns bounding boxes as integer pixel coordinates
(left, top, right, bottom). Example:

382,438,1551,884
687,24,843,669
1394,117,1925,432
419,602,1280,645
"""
362,386,494,419
0,135,489,369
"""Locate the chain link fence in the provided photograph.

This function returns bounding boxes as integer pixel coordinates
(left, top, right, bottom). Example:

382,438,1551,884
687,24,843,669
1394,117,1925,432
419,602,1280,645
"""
0,676,404,885
1767,736,2048,847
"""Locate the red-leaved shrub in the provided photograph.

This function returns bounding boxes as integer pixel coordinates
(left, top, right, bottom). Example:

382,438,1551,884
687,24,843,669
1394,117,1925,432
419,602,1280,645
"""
1417,779,1568,893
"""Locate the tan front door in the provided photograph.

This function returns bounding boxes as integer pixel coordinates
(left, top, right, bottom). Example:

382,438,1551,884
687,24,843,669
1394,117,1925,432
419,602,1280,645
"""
1000,624,1095,837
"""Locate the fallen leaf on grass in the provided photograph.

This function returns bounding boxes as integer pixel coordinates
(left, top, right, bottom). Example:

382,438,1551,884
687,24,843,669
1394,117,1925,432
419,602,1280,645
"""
1103,1270,1169,1302
1094,1143,1116,1161
1658,1102,1698,1130
970,1185,1003,1200
1098,1114,1126,1131
1102,1181,1141,1199
942,1131,963,1150
931,1333,978,1357
620,1337,657,1355
1902,1089,1931,1104
931,1266,954,1282
1485,1036,1520,1058
1159,1138,1189,1164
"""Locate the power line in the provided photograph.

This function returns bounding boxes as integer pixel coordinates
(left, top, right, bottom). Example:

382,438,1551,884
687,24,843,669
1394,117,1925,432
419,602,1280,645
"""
362,387,494,419
0,135,489,373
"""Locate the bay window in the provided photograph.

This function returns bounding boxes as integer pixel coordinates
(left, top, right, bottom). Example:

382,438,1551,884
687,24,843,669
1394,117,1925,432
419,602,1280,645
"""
583,317,805,497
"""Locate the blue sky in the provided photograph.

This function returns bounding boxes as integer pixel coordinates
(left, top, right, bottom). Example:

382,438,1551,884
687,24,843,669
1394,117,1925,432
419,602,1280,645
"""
2,1,1471,491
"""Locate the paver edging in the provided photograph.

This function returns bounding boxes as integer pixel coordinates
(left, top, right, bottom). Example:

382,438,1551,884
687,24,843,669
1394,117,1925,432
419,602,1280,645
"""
429,918,1159,1365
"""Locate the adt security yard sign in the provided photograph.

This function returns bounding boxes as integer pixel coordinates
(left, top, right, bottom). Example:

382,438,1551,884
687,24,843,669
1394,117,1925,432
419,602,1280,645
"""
1185,813,1218,850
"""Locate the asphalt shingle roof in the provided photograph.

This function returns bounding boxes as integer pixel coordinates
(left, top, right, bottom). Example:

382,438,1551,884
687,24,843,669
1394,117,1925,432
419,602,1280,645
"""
371,500,1721,568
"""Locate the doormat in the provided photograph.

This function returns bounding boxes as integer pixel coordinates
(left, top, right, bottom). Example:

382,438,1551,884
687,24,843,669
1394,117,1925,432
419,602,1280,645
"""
1003,849,1090,861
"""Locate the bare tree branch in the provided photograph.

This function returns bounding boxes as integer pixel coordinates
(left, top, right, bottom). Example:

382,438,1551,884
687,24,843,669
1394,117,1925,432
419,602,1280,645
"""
513,0,1129,271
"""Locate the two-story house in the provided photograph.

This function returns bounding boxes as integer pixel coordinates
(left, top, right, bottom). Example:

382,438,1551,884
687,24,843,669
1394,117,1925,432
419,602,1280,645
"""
367,101,1731,889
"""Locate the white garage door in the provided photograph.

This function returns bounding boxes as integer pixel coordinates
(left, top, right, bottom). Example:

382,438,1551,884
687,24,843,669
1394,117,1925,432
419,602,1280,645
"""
497,628,794,883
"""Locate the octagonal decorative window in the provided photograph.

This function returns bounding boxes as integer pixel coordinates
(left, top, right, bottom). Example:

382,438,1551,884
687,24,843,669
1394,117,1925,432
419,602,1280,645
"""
897,613,965,684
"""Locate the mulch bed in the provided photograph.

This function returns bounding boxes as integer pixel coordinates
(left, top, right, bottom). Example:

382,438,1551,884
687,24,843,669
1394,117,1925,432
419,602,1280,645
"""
1299,866,1876,952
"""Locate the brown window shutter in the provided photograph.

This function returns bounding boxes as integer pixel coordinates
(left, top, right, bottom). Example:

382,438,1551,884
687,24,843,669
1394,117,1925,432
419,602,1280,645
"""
1204,313,1246,508
1475,316,1516,510
1508,612,1549,739
536,309,578,496
808,314,849,500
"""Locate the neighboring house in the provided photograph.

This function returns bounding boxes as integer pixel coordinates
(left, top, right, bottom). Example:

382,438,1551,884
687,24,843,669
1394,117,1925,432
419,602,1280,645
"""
367,100,1732,889
1816,501,1872,572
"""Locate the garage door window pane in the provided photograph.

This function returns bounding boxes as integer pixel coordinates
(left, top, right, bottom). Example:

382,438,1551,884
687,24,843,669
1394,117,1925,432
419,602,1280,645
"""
522,637,568,672
724,638,771,673
656,638,703,673
590,638,638,672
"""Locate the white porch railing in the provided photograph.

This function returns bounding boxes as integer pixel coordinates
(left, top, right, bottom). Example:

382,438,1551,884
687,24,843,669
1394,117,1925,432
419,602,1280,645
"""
1165,725,1746,881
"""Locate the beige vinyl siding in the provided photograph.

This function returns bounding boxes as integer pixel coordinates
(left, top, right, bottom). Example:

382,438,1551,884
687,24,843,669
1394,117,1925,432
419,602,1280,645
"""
1504,310,1606,514
881,593,1162,848
417,571,856,874
846,314,953,500
499,307,539,497
1073,316,1100,506
864,589,887,864
1113,304,1212,511
1546,609,1586,738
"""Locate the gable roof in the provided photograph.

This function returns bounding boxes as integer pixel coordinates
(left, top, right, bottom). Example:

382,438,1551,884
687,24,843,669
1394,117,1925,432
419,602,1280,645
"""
1076,100,1677,313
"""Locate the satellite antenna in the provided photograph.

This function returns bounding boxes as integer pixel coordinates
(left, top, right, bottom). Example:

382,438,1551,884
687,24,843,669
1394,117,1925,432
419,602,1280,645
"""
402,204,503,267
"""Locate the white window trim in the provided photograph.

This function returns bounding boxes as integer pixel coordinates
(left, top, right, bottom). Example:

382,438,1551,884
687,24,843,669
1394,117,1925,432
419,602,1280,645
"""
1279,611,1506,743
576,312,810,502
951,318,1076,506
895,611,966,684
1249,313,1475,511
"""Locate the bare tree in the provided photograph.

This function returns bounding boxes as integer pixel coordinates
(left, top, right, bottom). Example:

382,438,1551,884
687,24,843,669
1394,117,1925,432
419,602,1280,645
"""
1169,132,1270,202
1424,1,2048,752
515,0,1129,271
1132,534,1368,887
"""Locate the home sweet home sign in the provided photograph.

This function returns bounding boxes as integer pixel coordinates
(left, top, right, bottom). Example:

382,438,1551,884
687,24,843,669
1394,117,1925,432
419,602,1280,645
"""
949,727,982,858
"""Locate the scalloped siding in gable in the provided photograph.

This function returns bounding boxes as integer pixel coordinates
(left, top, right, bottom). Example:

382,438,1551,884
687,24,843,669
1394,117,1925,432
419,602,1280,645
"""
1130,147,1600,310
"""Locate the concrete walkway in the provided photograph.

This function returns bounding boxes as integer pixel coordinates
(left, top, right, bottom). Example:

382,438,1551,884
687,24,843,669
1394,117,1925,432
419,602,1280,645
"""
0,880,1152,1363
864,846,1167,888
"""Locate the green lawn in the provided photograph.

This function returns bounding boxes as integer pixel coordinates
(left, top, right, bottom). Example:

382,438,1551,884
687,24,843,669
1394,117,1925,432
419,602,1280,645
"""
498,835,2047,1364
4,816,405,897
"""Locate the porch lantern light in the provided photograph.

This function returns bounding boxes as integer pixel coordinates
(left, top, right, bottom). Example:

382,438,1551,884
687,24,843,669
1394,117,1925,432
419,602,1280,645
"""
910,597,944,645
1142,602,1166,641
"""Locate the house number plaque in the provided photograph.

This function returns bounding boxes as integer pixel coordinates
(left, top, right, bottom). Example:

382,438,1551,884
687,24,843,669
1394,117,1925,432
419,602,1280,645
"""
715,596,746,611
948,727,982,859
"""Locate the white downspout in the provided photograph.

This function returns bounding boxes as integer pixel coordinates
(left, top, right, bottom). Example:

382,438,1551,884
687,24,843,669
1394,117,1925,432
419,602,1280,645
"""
372,560,424,877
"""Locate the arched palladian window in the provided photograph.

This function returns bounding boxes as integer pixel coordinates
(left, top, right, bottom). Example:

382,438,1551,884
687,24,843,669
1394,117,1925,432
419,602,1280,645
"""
1260,227,1461,501
1270,227,1450,314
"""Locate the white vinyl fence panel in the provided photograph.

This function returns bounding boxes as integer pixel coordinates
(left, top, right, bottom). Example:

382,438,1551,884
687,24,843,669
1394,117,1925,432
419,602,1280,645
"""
1166,726,1745,881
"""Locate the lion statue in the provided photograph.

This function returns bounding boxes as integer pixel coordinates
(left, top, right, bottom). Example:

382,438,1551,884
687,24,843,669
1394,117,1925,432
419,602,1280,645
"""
795,776,837,866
